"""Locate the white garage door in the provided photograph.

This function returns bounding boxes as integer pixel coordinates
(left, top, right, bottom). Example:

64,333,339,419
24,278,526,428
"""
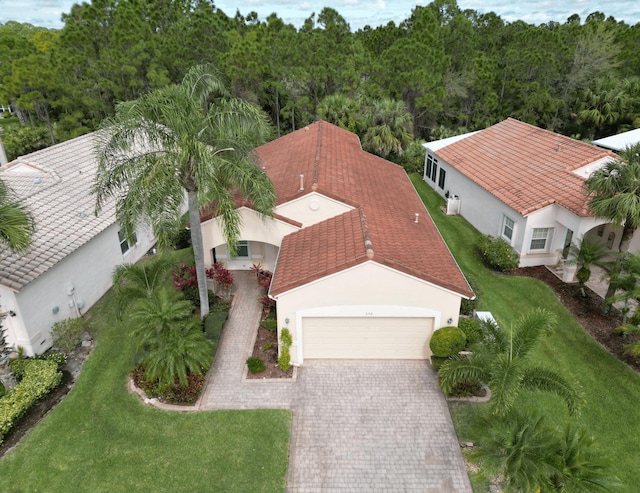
302,317,434,359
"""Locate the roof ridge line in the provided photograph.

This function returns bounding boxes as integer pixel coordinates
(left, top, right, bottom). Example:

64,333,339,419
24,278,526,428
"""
312,121,321,191
358,206,374,259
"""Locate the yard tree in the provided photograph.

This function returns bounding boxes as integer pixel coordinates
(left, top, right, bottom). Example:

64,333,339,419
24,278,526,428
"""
439,308,583,416
361,98,413,159
94,64,275,318
0,178,35,254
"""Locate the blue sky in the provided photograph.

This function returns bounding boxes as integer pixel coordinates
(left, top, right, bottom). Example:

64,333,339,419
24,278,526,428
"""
1,0,639,30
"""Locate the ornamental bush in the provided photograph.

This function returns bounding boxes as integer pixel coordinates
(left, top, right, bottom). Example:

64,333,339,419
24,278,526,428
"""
261,319,277,332
458,318,482,347
477,235,519,271
51,317,88,354
429,326,467,358
0,359,62,444
278,328,292,371
246,357,266,374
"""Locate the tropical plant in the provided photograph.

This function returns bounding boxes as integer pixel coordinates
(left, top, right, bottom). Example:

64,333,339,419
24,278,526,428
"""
565,238,609,297
317,93,362,133
0,178,35,254
477,234,519,271
605,251,640,323
584,143,640,254
439,309,583,416
361,98,413,159
94,64,275,319
50,317,88,355
128,288,213,386
112,256,174,319
469,410,618,493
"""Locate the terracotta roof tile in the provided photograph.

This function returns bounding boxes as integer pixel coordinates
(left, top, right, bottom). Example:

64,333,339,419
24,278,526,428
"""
435,118,618,216
265,121,473,298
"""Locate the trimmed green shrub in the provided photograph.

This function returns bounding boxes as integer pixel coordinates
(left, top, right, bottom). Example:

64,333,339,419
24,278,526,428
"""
0,359,62,444
477,234,519,271
203,307,230,353
278,328,292,371
458,318,482,347
430,356,449,371
430,326,467,358
261,319,277,332
33,351,67,368
51,317,88,354
246,357,265,374
9,358,29,381
460,274,481,316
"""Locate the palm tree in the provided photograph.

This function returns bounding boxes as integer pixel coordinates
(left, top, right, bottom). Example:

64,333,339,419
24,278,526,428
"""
317,93,362,133
469,410,618,493
361,98,413,159
129,288,212,386
94,65,275,318
565,238,609,297
111,256,174,319
0,178,35,254
605,250,640,323
439,309,583,416
585,143,640,312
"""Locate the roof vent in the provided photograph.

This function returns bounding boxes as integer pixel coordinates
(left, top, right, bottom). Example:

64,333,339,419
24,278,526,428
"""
79,209,86,218
34,177,42,184
414,213,419,224
299,174,304,191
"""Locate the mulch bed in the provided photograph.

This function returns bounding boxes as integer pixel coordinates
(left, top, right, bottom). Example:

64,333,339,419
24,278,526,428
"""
246,318,293,380
513,266,640,373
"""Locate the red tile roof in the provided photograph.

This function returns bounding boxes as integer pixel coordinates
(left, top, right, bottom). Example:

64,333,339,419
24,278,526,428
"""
262,121,473,298
435,118,618,216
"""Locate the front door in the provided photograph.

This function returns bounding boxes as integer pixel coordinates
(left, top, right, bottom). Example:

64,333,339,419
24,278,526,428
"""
562,229,573,258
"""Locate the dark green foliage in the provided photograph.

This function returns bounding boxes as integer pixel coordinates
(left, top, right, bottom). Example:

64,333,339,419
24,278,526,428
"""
430,355,449,371
8,358,28,381
458,318,482,347
398,140,426,174
0,383,4,399
50,317,88,355
261,319,277,332
246,357,265,374
477,235,519,271
32,351,67,368
203,308,229,353
460,274,481,315
130,366,206,404
262,342,273,351
430,326,467,358
278,328,292,371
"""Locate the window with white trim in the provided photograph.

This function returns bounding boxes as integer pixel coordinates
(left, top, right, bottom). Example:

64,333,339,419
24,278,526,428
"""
431,157,438,182
234,240,250,258
438,168,446,189
425,155,433,179
118,230,137,255
502,216,515,241
530,228,550,250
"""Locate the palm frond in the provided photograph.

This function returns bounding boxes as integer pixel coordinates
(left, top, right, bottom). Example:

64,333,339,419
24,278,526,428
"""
521,366,584,415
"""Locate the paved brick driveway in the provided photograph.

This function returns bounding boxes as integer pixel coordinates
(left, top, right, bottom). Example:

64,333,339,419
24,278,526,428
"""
199,272,471,492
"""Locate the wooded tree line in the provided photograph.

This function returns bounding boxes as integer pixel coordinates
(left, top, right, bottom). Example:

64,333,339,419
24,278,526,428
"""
1,0,640,160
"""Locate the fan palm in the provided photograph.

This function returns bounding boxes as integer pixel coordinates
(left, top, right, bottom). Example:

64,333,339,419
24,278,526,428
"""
94,65,275,318
128,288,212,386
361,98,413,159
317,93,362,133
0,178,35,254
439,308,583,416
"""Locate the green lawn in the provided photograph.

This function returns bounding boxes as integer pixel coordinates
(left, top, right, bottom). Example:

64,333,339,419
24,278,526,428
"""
411,174,640,491
0,249,290,493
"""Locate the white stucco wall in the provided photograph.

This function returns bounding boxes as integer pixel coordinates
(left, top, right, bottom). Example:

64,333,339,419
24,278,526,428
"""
201,207,299,270
273,261,463,366
274,192,353,228
4,223,154,356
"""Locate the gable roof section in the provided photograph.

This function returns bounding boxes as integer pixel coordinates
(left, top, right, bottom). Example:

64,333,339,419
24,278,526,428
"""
593,128,640,152
264,121,473,298
0,133,117,291
434,118,618,216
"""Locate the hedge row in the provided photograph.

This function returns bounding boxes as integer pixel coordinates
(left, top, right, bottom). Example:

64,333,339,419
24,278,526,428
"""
204,304,231,354
0,359,62,444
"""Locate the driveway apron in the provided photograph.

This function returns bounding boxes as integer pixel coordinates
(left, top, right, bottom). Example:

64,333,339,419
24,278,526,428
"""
200,272,471,492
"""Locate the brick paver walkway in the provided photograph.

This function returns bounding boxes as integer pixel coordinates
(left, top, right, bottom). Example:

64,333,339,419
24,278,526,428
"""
199,271,472,492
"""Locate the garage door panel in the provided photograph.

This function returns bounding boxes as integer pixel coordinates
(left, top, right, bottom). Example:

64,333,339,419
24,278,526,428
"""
303,317,433,359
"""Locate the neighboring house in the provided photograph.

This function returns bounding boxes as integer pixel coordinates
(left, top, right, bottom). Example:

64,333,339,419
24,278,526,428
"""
422,118,622,268
0,133,155,356
593,128,640,152
201,121,474,366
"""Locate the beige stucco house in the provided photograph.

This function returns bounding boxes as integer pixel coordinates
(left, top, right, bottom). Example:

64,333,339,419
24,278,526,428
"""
422,118,624,271
201,121,473,366
0,133,155,355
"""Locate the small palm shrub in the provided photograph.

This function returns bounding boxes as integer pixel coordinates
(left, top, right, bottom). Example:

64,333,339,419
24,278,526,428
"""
246,357,266,374
477,235,519,271
51,317,88,355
